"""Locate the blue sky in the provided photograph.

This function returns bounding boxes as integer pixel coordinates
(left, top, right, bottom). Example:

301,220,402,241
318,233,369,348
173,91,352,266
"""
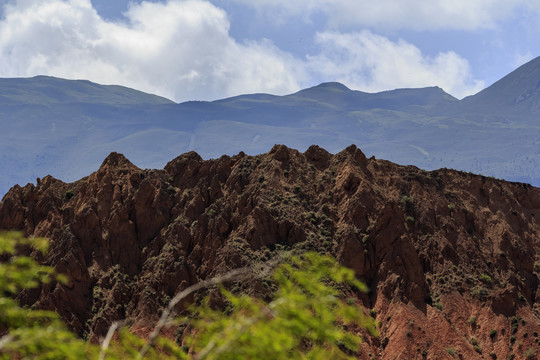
0,0,538,102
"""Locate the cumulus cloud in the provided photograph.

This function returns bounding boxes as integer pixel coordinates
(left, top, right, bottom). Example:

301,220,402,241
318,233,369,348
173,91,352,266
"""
306,31,484,98
0,0,301,101
231,0,530,31
0,0,484,101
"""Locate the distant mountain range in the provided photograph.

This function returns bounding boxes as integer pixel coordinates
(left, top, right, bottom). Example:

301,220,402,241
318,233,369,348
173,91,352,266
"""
1,57,539,197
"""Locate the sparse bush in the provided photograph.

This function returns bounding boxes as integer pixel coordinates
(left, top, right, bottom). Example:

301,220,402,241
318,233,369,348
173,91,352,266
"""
400,195,415,215
63,189,74,201
524,348,536,359
400,195,412,204
479,273,492,284
446,347,456,357
510,316,519,334
471,286,489,300
474,344,482,354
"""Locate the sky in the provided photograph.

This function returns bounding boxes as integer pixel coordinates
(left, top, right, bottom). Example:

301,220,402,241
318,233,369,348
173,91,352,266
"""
0,0,538,102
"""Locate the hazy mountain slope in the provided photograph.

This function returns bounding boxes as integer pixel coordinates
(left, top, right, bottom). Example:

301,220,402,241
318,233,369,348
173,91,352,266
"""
0,76,177,196
0,76,174,105
1,145,538,359
287,82,457,112
1,58,540,197
459,56,540,119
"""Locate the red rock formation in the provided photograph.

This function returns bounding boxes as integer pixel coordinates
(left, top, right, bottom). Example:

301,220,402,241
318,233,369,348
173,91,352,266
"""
1,145,539,359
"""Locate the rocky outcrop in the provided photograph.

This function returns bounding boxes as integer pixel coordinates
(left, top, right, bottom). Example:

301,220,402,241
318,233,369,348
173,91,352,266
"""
1,144,539,359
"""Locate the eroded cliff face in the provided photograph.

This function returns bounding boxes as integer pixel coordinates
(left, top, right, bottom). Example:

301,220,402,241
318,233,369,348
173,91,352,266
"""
1,144,539,359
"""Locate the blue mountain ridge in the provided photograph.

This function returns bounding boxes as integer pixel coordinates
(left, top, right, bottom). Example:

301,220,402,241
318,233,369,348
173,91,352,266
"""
1,57,539,198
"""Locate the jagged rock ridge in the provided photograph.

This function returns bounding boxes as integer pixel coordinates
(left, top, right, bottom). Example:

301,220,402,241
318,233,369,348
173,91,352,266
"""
1,145,539,359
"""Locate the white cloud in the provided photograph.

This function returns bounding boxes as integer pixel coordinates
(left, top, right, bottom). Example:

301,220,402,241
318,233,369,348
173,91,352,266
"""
231,0,530,31
0,0,484,101
306,31,484,99
0,0,301,101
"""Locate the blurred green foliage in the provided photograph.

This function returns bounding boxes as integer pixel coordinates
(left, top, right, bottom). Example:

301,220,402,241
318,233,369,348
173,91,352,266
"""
0,232,376,359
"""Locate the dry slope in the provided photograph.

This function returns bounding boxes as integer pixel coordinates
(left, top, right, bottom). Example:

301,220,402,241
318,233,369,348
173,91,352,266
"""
1,144,539,359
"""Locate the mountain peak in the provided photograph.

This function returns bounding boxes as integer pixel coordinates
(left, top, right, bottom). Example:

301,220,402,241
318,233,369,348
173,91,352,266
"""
312,82,351,92
462,55,540,113
287,82,361,105
99,152,139,170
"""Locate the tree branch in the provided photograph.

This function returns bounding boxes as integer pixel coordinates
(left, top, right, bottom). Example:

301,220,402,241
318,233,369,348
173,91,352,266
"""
136,256,283,360
98,321,121,360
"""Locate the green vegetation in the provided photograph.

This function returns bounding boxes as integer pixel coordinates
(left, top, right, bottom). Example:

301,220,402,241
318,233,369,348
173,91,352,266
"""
474,345,483,354
184,252,378,359
400,195,412,204
510,316,520,334
63,189,75,201
446,347,456,357
400,195,415,216
479,273,493,284
524,348,536,358
470,286,489,300
205,208,217,217
0,232,377,359
0,232,87,359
